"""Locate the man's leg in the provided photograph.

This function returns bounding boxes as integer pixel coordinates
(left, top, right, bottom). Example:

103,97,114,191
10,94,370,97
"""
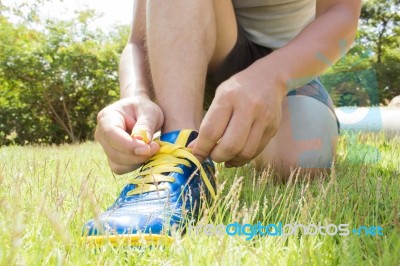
146,0,237,133
256,95,339,179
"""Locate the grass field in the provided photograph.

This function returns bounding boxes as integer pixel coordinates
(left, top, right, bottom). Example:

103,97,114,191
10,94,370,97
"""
0,133,399,265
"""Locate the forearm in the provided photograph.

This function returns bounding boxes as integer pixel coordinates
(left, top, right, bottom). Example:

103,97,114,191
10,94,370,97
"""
119,42,152,100
251,1,361,93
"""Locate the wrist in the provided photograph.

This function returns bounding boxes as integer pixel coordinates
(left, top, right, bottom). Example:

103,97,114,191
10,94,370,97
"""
258,48,319,93
120,83,151,100
248,57,287,100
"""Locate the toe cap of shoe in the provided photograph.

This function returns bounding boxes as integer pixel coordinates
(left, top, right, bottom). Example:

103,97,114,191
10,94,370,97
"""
82,207,182,236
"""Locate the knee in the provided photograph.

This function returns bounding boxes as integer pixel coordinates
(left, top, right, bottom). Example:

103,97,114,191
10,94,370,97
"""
256,137,337,182
255,156,333,183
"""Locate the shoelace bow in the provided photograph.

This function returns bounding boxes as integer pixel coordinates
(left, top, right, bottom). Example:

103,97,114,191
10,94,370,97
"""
126,140,216,199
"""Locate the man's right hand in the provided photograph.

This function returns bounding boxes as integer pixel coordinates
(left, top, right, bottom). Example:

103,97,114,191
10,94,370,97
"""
95,96,164,175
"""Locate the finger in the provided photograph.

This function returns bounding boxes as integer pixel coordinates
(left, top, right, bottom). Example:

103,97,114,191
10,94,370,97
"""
225,121,267,167
187,139,195,149
192,103,232,160
98,114,149,155
101,140,150,166
240,128,276,166
130,136,161,156
107,158,138,175
210,111,252,163
255,127,277,156
149,141,161,155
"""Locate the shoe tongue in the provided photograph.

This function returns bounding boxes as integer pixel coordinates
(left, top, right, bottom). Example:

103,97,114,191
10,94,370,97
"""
160,129,198,147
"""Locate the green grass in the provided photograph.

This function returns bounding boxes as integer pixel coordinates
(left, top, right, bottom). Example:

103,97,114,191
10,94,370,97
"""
0,133,399,265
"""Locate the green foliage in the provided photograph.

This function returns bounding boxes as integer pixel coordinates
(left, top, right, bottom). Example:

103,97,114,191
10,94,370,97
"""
359,0,400,63
375,52,400,102
324,0,400,106
0,7,129,145
1,0,400,144
321,45,380,107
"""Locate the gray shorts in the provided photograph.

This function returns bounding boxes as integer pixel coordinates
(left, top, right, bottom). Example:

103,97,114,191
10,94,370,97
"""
206,24,339,129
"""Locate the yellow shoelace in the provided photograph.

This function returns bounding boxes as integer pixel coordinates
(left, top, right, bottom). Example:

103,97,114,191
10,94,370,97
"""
126,140,216,199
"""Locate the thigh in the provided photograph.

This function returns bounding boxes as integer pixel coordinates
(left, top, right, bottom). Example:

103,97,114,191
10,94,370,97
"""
256,93,339,178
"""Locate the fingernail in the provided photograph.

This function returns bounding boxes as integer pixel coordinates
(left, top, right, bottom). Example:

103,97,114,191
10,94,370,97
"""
135,146,150,155
187,140,195,148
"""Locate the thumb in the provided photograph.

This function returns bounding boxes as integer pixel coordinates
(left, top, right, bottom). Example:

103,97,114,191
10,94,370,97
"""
187,139,196,149
187,139,206,162
131,110,161,144
131,121,154,144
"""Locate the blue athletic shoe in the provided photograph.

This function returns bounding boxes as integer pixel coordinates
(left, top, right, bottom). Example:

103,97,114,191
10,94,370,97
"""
82,129,216,245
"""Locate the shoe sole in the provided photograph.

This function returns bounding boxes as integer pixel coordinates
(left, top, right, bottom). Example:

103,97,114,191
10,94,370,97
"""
82,234,174,246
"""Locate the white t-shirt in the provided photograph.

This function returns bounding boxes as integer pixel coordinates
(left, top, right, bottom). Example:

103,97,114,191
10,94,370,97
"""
233,0,316,49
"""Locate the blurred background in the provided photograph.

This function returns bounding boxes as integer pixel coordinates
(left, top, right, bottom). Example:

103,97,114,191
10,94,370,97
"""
0,0,399,145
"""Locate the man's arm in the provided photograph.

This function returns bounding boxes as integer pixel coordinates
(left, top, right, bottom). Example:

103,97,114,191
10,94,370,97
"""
119,0,152,99
252,0,362,93
95,0,164,174
193,0,361,166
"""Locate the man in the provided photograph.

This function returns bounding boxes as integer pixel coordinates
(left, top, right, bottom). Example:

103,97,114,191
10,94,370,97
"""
82,0,361,244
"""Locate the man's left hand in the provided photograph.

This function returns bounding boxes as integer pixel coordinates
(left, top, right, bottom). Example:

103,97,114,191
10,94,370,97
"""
191,66,285,167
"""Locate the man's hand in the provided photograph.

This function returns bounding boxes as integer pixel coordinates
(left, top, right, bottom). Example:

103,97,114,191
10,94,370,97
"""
95,97,164,174
192,66,285,167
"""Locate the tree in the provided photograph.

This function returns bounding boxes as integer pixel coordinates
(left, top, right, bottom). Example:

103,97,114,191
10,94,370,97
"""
322,0,400,105
359,0,400,64
0,5,129,145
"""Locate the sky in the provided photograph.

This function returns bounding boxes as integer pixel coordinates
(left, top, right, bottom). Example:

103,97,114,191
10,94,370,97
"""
4,0,134,29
